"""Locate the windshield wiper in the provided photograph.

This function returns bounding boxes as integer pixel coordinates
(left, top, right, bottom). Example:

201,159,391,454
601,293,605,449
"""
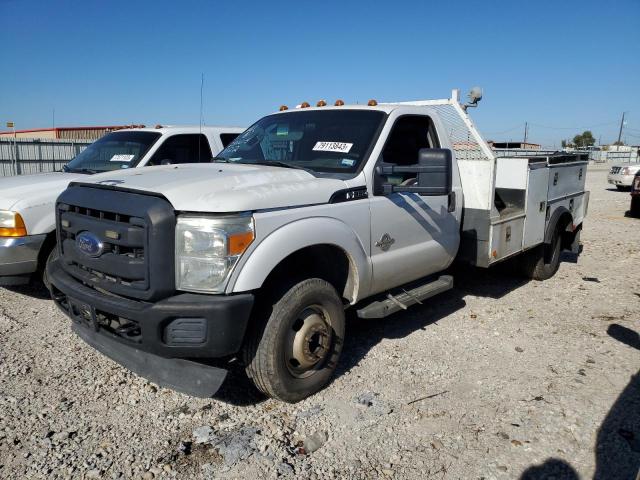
250,160,314,173
63,166,100,174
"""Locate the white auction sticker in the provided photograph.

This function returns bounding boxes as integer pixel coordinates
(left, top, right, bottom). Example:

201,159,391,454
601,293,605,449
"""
312,141,353,153
110,154,135,162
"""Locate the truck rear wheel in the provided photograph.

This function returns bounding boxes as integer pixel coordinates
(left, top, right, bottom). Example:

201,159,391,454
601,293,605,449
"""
521,229,562,281
243,278,345,403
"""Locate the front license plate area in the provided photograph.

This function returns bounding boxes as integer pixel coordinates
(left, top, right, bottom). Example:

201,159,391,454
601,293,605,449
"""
68,297,98,330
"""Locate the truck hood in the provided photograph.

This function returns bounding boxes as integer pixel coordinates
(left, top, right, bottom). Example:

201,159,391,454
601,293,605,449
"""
78,163,350,212
0,171,86,211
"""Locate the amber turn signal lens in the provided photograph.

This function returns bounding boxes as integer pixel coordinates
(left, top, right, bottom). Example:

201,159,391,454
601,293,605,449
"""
228,231,255,256
368,99,378,106
0,212,27,237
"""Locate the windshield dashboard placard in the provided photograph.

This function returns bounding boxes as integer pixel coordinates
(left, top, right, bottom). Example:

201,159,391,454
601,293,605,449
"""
110,154,135,162
312,141,353,153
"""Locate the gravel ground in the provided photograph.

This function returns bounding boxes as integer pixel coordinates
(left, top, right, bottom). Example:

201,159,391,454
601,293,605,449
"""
1,167,638,480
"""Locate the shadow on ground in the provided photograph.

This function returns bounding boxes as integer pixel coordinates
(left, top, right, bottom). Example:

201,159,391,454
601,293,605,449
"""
6,281,51,300
520,458,580,480
520,326,640,479
593,324,640,479
336,264,530,380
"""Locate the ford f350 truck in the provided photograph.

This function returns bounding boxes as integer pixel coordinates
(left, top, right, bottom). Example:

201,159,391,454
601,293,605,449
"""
0,125,243,288
48,90,589,402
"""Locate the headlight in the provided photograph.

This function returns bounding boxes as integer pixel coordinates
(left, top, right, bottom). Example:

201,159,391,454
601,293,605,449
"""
0,210,27,237
175,215,254,293
622,167,630,175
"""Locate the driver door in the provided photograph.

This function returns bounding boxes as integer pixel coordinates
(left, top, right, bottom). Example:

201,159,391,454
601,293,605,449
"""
368,115,458,295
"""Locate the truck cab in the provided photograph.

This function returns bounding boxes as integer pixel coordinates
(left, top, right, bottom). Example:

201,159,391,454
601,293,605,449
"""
0,125,244,287
48,91,588,402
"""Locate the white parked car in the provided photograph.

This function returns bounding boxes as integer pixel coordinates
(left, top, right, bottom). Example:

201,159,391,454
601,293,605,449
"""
608,163,640,190
0,125,244,287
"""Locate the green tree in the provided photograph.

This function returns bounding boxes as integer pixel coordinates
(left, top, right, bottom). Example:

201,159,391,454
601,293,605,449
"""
572,131,596,148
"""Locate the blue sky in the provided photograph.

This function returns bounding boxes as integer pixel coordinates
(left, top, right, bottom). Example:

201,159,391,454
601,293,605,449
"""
1,0,639,147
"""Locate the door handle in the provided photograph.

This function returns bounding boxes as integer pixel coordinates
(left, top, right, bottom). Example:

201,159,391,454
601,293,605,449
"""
448,192,456,212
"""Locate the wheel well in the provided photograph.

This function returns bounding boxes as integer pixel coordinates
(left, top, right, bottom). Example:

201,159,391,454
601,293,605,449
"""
37,230,57,274
260,245,353,302
546,209,573,245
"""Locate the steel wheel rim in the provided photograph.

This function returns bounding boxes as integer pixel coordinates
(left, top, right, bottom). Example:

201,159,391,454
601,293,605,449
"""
285,305,333,378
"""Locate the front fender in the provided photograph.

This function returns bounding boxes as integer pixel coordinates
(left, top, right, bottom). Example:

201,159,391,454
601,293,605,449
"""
228,217,371,303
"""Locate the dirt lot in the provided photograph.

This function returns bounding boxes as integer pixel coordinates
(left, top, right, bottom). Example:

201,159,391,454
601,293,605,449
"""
0,167,638,480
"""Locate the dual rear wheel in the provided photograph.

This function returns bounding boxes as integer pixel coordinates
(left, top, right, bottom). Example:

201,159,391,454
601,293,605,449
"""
521,227,563,281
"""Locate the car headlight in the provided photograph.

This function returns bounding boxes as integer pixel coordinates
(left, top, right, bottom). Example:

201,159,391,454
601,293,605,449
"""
175,215,254,293
0,210,27,237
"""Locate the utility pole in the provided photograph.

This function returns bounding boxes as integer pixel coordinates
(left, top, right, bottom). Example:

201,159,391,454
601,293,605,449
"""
617,112,626,144
523,121,528,145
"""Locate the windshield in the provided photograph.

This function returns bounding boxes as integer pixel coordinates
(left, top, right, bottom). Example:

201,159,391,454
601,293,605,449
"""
64,131,162,173
216,110,386,173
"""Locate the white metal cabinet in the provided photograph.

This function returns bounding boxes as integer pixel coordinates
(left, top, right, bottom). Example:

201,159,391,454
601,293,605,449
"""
523,164,550,249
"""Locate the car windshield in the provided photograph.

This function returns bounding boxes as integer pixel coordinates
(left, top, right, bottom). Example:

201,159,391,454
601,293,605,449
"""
64,131,162,173
215,110,386,173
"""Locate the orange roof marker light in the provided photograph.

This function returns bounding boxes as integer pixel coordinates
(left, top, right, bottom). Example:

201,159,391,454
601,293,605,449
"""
334,99,345,106
368,99,378,106
300,102,310,108
279,105,288,111
316,100,327,107
155,124,163,129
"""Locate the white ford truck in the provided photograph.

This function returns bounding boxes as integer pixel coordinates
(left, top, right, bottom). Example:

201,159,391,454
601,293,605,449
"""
0,125,244,287
48,90,589,402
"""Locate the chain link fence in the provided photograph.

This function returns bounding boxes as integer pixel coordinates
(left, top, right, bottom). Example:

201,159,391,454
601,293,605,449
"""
0,138,91,177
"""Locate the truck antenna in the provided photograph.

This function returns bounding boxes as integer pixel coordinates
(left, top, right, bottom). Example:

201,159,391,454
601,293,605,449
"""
199,73,204,160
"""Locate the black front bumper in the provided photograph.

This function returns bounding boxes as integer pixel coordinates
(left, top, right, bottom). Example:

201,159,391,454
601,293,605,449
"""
49,259,254,397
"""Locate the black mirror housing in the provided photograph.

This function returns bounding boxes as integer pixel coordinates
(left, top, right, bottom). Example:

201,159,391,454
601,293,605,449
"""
380,148,453,196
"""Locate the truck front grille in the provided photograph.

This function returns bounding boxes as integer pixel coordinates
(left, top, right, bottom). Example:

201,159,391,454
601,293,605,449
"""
58,205,148,290
56,185,176,301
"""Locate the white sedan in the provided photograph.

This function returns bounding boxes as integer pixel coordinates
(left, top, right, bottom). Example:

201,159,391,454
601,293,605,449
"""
608,163,640,190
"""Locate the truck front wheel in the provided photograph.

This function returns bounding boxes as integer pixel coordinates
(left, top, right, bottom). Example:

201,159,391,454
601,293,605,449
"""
243,278,345,403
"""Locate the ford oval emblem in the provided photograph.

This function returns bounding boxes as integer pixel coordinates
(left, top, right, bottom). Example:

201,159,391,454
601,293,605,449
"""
76,231,104,257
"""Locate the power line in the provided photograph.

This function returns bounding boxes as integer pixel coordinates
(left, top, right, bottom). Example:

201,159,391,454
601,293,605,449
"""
484,124,524,135
528,120,619,130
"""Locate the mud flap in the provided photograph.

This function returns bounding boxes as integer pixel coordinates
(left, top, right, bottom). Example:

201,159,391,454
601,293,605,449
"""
570,229,583,255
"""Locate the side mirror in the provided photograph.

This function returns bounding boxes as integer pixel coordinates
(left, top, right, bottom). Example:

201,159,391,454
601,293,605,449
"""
378,148,453,196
